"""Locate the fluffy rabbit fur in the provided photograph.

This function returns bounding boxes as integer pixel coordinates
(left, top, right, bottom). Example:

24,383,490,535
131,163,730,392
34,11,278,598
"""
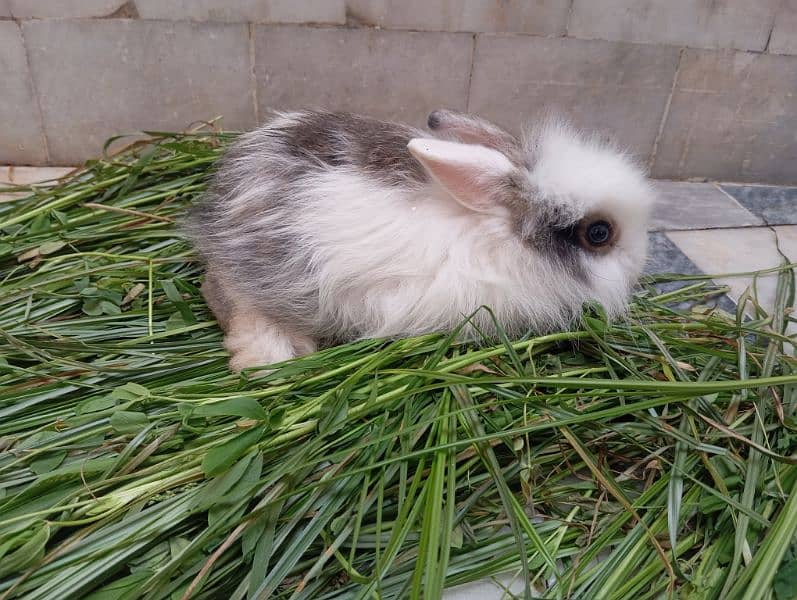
185,110,654,371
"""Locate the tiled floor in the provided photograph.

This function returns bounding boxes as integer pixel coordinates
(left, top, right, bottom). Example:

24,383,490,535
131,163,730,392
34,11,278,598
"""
0,166,75,202
648,181,796,340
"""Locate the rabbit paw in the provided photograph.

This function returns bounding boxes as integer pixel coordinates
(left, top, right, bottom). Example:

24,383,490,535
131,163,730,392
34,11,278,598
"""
224,310,316,372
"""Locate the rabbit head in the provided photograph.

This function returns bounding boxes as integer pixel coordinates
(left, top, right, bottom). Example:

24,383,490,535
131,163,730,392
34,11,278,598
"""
409,109,654,321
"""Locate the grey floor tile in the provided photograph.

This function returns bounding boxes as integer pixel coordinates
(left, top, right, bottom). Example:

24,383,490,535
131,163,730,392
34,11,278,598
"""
645,232,703,276
650,181,763,231
720,185,797,226
667,227,796,334
643,232,735,312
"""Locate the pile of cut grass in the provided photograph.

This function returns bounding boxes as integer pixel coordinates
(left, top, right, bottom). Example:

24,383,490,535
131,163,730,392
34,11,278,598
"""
1,129,796,600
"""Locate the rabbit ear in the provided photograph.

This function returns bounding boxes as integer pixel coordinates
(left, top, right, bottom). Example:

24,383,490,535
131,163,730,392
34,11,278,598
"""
427,110,518,152
408,138,515,213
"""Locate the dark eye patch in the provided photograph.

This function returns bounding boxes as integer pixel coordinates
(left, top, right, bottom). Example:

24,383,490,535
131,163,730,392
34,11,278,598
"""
518,221,588,282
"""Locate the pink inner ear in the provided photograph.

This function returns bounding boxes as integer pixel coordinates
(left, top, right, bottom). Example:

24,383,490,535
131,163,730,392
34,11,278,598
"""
407,138,515,213
423,157,483,205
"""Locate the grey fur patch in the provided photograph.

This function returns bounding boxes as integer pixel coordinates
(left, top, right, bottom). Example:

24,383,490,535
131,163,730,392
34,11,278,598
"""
281,111,428,186
184,110,433,340
500,174,589,283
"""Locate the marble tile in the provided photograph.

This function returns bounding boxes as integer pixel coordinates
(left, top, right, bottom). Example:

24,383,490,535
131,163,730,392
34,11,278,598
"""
719,185,797,226
0,192,26,204
442,573,527,600
645,232,703,276
7,0,127,18
1,166,75,185
772,226,797,264
0,165,76,203
666,228,796,336
643,232,734,311
650,181,762,231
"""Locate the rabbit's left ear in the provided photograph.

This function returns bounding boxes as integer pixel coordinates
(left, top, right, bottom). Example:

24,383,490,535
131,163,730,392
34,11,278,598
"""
408,138,515,213
427,110,518,153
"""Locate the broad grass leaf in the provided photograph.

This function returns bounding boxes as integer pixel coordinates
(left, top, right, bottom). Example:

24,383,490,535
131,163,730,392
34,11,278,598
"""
219,451,263,505
208,452,263,527
165,311,187,330
110,382,150,401
109,411,150,434
268,407,286,428
100,300,122,315
169,537,191,560
196,450,259,510
82,570,154,600
318,392,348,435
160,279,196,325
52,209,69,225
775,558,797,600
77,395,117,414
0,521,50,578
29,450,68,475
17,431,67,450
202,426,265,477
194,397,267,421
30,212,49,233
242,513,268,558
32,456,118,485
82,297,103,316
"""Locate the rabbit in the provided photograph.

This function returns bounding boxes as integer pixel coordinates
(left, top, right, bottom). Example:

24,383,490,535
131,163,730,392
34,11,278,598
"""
185,109,654,372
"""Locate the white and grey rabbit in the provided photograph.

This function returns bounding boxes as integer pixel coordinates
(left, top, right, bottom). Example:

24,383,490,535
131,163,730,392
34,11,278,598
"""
185,109,654,371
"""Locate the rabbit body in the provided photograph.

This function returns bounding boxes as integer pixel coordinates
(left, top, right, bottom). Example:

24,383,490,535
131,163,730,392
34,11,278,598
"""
186,110,653,371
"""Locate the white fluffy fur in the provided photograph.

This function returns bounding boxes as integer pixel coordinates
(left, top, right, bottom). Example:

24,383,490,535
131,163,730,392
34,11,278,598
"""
302,171,568,338
195,112,654,369
528,122,653,312
259,126,648,338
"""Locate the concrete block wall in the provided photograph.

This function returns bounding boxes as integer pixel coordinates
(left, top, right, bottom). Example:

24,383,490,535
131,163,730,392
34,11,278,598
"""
1,0,796,183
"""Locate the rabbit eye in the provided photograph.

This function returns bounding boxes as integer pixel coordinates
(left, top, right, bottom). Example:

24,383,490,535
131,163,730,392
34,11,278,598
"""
586,221,611,246
577,217,616,251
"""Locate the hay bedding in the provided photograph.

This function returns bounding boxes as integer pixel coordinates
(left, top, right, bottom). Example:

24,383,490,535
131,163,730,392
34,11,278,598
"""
0,130,796,599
